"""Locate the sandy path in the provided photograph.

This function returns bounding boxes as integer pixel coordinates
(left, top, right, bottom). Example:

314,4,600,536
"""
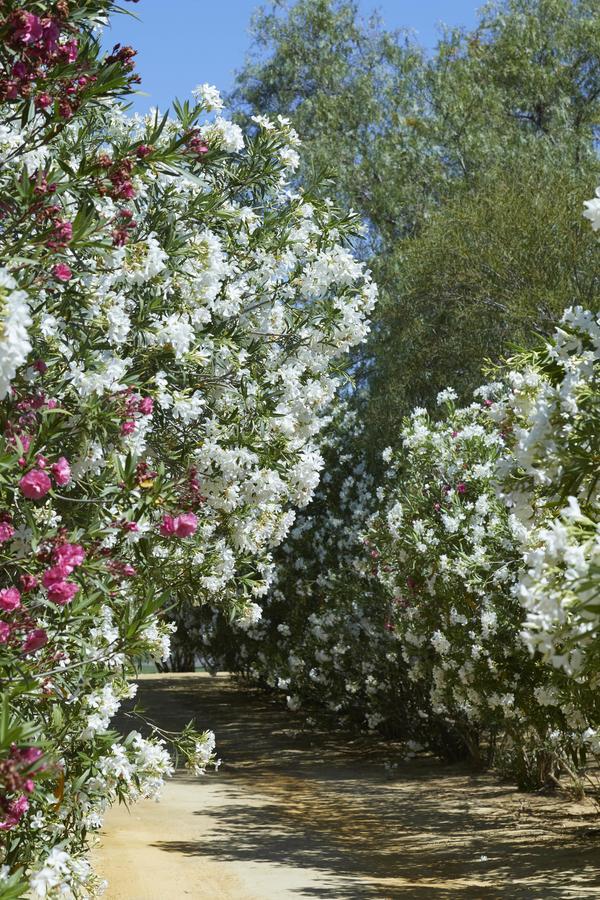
95,674,600,899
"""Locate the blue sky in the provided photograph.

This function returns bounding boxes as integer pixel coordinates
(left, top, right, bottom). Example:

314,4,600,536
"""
105,1,480,113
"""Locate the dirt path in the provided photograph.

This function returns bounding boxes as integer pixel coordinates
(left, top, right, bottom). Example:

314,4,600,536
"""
95,674,600,899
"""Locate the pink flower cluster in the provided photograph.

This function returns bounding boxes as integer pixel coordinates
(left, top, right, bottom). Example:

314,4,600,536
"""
160,512,198,538
118,390,154,435
0,7,104,120
0,571,48,653
41,542,85,606
0,745,44,832
19,456,71,500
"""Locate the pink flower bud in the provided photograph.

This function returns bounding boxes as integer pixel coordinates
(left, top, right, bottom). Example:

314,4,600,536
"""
52,262,72,282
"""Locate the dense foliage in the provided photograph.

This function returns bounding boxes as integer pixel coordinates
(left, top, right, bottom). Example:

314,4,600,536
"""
215,288,600,790
233,0,600,445
0,2,374,895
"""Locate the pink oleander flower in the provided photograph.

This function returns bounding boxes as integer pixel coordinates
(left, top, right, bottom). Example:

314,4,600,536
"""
0,588,21,612
160,515,175,537
42,564,71,587
160,513,199,538
0,522,14,543
22,628,48,654
16,747,43,766
46,580,79,605
173,512,198,538
53,543,85,570
36,454,48,469
9,11,43,46
0,621,10,643
35,92,52,110
51,456,71,486
139,396,154,415
20,574,39,592
58,38,78,62
16,433,32,452
456,482,467,494
0,795,29,831
52,262,72,282
121,420,136,435
19,469,52,500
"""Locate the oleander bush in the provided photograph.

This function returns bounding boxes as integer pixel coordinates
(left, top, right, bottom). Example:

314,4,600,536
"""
0,1,375,895
205,193,600,792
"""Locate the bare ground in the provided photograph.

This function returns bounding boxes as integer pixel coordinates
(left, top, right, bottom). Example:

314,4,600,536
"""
94,674,600,899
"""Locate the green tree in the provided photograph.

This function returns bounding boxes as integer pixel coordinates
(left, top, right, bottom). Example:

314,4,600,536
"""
233,0,600,449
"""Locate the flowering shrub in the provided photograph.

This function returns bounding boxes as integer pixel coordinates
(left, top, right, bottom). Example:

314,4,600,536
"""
207,191,600,791
0,1,375,894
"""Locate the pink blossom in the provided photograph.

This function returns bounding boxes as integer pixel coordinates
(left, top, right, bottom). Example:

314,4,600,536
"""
121,420,136,435
35,92,52,110
53,543,85,569
17,433,32,452
9,11,43,47
0,621,10,643
19,469,52,500
47,580,79,606
0,588,21,612
0,522,14,543
0,795,29,831
51,456,71,486
16,747,43,765
160,515,176,537
173,512,198,538
42,564,72,587
36,454,48,469
58,38,78,62
456,482,467,495
160,513,199,538
22,629,48,654
52,262,72,282
139,396,154,415
40,18,60,52
20,574,39,592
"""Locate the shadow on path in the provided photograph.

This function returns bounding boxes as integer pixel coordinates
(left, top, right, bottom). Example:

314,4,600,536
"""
103,674,600,899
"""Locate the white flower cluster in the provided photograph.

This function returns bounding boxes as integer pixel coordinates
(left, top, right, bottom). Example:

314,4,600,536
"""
0,269,31,399
498,304,600,675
